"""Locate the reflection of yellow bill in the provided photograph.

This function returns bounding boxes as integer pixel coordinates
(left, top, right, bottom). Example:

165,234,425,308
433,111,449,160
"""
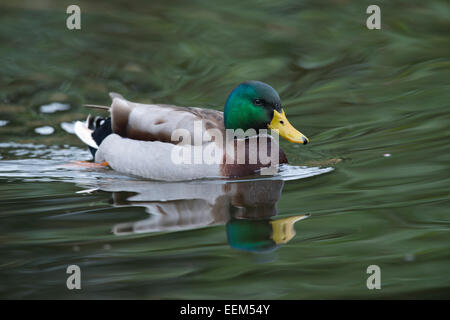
270,214,309,244
268,110,309,144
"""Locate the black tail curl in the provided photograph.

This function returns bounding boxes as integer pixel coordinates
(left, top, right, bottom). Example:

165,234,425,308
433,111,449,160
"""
87,116,112,157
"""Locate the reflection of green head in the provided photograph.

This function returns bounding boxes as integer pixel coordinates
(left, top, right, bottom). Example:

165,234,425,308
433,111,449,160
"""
226,215,308,253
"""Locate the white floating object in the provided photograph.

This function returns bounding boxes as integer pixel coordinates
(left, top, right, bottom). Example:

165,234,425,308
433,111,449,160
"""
40,102,70,113
0,120,8,127
60,121,76,134
383,153,391,157
76,187,99,194
35,126,55,135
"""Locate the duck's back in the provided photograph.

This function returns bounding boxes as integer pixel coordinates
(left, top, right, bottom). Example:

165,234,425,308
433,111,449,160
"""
110,97,225,144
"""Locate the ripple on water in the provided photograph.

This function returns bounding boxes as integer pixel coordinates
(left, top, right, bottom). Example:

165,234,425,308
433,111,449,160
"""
39,102,70,114
34,126,55,135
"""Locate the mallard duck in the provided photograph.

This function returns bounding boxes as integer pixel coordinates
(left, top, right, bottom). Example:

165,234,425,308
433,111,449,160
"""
74,81,309,180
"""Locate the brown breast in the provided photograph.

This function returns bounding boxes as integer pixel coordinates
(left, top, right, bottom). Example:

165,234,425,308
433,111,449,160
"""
221,135,288,177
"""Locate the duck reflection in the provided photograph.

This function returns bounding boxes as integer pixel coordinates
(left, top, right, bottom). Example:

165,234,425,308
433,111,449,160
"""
96,179,308,252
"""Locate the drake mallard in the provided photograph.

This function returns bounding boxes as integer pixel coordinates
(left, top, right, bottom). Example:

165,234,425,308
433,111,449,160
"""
74,81,309,180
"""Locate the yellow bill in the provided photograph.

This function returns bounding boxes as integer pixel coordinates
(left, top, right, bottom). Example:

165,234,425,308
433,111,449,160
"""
268,109,309,144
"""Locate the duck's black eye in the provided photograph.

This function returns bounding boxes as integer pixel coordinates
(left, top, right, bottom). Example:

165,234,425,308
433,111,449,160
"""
253,99,263,106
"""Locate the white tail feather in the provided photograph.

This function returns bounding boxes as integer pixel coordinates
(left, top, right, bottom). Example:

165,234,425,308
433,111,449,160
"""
74,120,98,149
109,92,125,100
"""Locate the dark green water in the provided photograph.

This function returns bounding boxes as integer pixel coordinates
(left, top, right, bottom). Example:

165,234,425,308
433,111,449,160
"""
0,0,449,299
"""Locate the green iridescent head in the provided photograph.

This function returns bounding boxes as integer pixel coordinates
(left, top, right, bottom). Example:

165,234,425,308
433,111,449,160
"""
224,81,281,131
224,81,309,144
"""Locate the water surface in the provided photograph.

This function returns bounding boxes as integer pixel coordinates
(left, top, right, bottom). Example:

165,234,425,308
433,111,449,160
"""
0,0,449,299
